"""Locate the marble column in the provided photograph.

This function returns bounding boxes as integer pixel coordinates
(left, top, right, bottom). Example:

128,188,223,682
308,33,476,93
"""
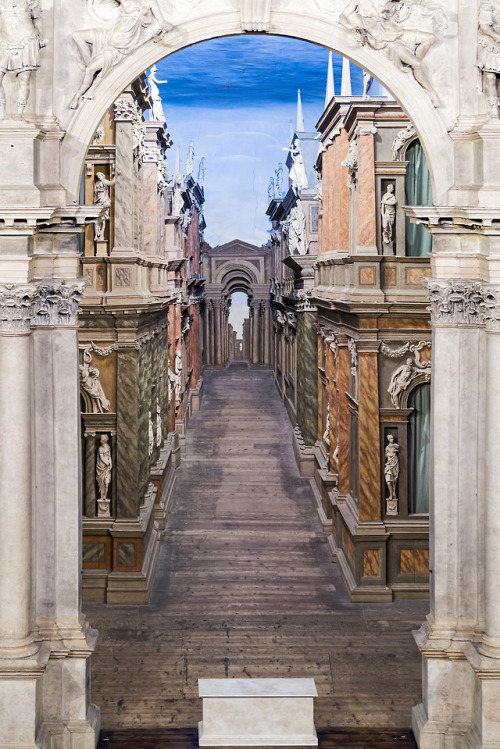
116,346,140,517
0,285,36,657
252,304,260,365
113,96,138,253
357,343,381,522
337,338,350,495
264,303,271,365
215,302,222,366
296,310,318,446
84,431,97,517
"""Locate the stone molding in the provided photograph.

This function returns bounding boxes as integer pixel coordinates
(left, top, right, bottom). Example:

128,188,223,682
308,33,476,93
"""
0,281,84,332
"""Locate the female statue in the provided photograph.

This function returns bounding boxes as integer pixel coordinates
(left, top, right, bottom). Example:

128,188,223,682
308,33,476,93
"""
0,0,48,120
388,357,415,408
80,348,111,413
96,434,112,501
381,183,397,251
384,434,400,502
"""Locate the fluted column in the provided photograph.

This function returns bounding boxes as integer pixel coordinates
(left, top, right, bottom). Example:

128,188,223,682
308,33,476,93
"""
252,303,259,365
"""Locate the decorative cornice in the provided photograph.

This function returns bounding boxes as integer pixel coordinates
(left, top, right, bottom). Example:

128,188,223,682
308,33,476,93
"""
0,284,36,333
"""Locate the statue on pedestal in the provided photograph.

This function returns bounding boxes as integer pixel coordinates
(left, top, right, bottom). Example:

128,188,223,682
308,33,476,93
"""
0,0,48,120
381,183,397,251
96,434,112,517
478,0,500,118
93,171,116,244
147,64,168,121
384,434,400,516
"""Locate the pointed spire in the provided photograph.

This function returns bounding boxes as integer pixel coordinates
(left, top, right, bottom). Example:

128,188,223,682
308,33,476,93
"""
325,51,335,107
296,89,304,132
341,57,352,97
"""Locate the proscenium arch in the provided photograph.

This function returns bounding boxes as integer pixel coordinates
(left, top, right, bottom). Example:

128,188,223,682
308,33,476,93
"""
60,9,453,205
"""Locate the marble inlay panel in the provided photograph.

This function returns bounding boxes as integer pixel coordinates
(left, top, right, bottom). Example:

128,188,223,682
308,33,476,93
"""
118,543,136,568
357,134,377,248
358,352,381,522
405,267,431,285
116,348,140,518
342,526,356,571
83,542,105,563
400,549,430,575
384,268,396,286
363,549,380,578
359,267,376,285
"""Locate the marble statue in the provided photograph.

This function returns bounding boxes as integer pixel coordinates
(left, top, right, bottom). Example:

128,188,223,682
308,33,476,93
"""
275,162,283,198
384,434,400,515
93,171,116,242
339,0,445,107
478,0,500,118
147,64,168,121
92,124,105,145
156,397,162,447
148,412,154,456
174,349,182,406
198,156,206,185
288,200,308,256
323,403,330,447
96,434,112,515
0,0,48,120
332,436,339,467
388,357,415,408
315,175,323,201
363,71,374,99
392,123,416,160
70,0,173,109
185,141,195,176
80,347,110,413
172,174,184,215
286,140,309,193
267,176,275,202
342,135,358,188
182,208,192,236
381,183,397,250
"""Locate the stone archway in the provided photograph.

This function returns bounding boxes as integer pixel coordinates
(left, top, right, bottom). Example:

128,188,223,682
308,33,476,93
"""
1,2,500,748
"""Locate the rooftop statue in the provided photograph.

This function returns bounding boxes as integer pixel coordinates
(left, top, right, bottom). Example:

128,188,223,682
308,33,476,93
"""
148,64,168,121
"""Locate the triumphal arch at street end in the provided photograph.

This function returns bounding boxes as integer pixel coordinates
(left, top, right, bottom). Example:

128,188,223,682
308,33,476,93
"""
1,1,500,747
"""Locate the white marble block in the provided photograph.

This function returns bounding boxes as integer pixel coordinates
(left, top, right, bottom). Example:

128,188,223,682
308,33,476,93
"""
198,678,318,746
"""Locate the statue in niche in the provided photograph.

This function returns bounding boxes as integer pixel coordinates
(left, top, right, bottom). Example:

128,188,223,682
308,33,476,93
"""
288,200,308,256
93,171,116,243
339,0,446,107
96,434,112,516
275,162,283,198
384,434,400,515
478,0,500,118
80,347,110,413
147,64,168,121
267,176,275,202
174,349,182,406
70,0,174,109
172,173,184,215
0,0,48,120
285,140,308,193
392,123,415,160
381,183,397,251
156,397,162,447
388,357,415,408
148,412,154,456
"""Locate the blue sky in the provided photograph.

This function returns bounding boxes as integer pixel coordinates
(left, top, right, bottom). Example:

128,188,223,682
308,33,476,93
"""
154,36,365,248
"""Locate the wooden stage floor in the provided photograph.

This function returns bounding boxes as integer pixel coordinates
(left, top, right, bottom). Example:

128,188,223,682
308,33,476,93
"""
86,366,428,737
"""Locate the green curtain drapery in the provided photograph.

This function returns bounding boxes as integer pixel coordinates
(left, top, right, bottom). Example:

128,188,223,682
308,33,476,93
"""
407,382,431,514
405,141,433,257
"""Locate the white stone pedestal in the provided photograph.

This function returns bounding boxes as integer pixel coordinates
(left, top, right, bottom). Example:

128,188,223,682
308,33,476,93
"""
198,678,318,746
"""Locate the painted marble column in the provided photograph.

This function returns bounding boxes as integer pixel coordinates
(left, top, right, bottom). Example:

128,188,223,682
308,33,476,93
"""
84,431,97,517
357,342,381,522
296,309,318,446
337,337,350,494
215,302,222,366
116,346,140,517
0,284,36,655
264,303,271,365
113,96,137,253
252,304,260,365
356,127,377,255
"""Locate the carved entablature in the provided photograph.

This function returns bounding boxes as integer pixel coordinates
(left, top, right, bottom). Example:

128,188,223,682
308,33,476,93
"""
32,282,84,327
425,278,484,326
0,284,36,333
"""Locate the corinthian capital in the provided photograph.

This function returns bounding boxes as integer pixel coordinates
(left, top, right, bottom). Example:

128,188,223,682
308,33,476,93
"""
0,284,37,333
424,278,484,326
32,281,85,327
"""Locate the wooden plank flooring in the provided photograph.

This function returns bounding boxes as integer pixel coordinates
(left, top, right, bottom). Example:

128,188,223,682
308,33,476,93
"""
85,364,428,738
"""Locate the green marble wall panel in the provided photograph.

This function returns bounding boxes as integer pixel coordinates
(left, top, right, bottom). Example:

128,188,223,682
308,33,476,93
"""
82,543,105,563
297,311,318,446
138,340,154,501
117,543,136,567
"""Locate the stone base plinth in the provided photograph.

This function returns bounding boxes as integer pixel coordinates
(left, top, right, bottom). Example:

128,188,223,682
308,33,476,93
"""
198,678,318,747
